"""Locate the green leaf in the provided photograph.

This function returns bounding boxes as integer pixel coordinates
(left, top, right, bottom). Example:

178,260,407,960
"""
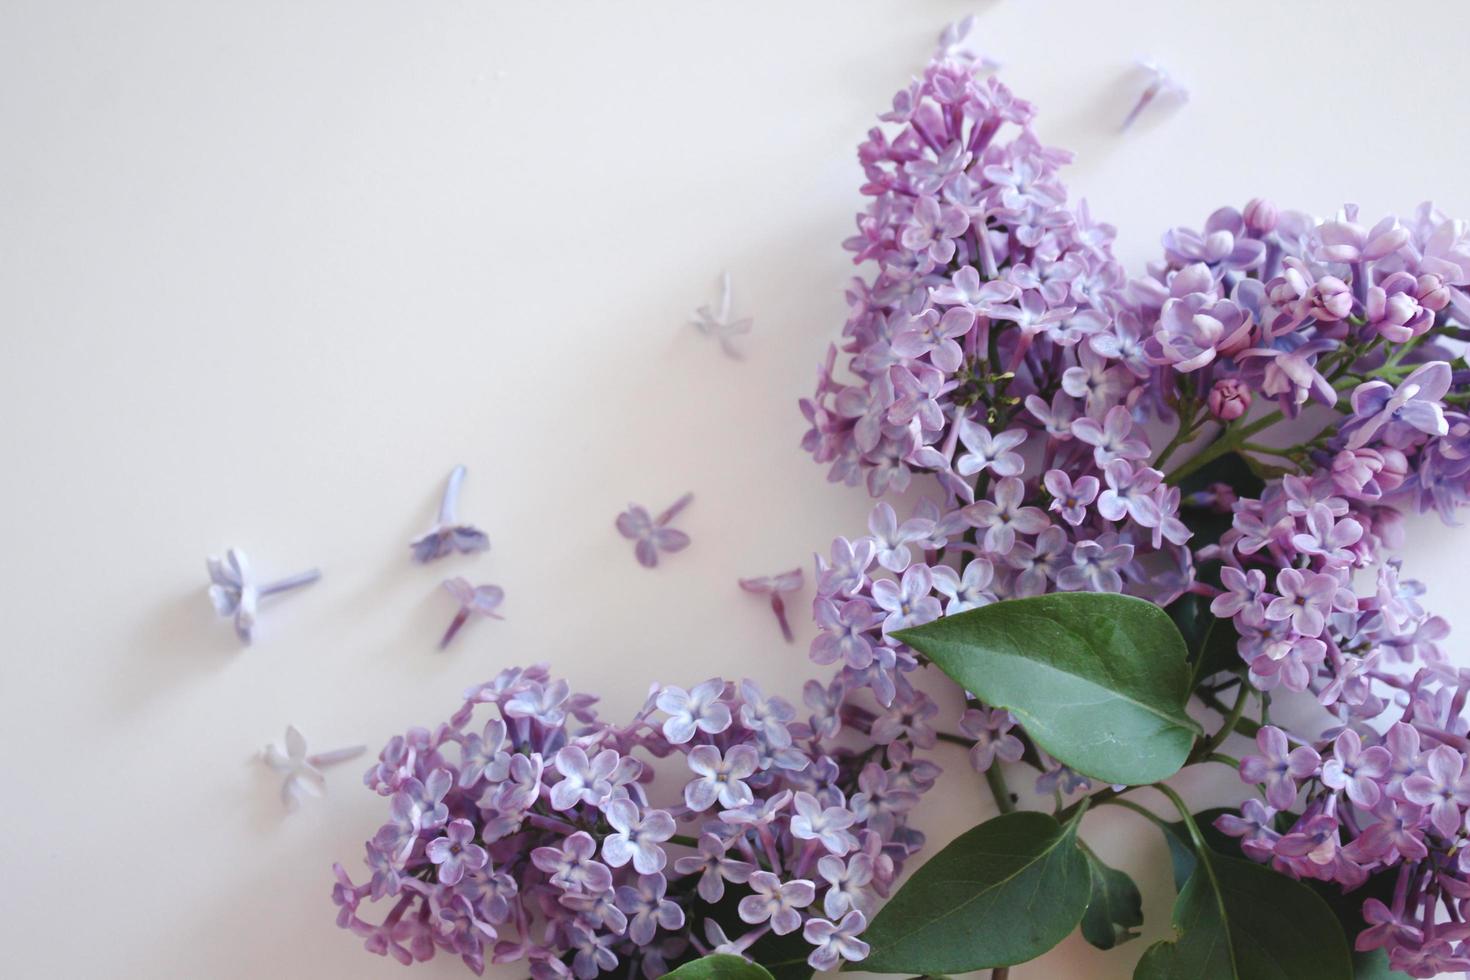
1162,808,1403,975
1135,845,1352,979
896,593,1201,785
853,809,1090,974
1080,845,1144,950
662,955,776,980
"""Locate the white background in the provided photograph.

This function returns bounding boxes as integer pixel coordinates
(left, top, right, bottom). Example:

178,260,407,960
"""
4,2,1469,977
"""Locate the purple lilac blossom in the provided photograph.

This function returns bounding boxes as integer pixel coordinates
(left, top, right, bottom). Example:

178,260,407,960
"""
616,493,694,568
334,665,930,976
803,39,1470,976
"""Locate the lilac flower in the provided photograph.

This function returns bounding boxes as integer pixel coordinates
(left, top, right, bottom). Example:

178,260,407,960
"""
568,925,618,980
1043,469,1099,526
1056,538,1134,593
1265,568,1338,637
457,719,511,789
1343,362,1452,450
425,819,488,886
531,832,613,892
1320,730,1391,808
504,679,571,726
691,270,752,359
818,853,875,918
1289,505,1363,564
872,564,943,633
615,874,685,945
672,833,754,903
900,195,969,265
791,792,859,855
410,466,490,563
207,549,320,644
962,477,1050,554
684,744,759,811
261,725,364,811
1210,566,1267,618
1071,406,1151,466
396,769,453,829
959,707,1025,774
892,308,974,373
616,493,694,568
955,423,1027,479
1096,459,1163,527
1148,289,1254,372
602,800,675,874
1214,799,1280,861
1121,60,1188,131
438,578,504,648
1240,726,1321,809
655,678,732,743
740,567,804,642
1343,799,1429,865
930,558,996,613
817,536,876,596
811,599,882,668
738,870,816,935
550,746,624,810
804,911,870,972
1402,744,1470,837
930,265,1016,314
868,502,935,573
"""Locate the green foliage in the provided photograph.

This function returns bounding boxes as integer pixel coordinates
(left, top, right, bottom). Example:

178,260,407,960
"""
854,810,1091,974
663,955,776,980
1080,845,1144,950
1134,848,1352,979
896,593,1200,785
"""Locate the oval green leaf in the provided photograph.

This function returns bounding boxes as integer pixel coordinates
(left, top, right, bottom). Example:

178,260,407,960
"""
895,592,1201,785
663,955,776,980
1080,844,1143,950
852,810,1090,974
1134,849,1352,980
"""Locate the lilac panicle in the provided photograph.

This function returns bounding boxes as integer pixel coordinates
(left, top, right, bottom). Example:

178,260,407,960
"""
802,38,1470,975
334,665,931,976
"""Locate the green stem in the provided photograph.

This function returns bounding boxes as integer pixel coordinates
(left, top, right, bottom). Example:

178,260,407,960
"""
668,834,700,848
1196,688,1262,739
1164,410,1284,485
985,764,1015,815
936,730,972,749
1154,784,1211,857
1197,682,1251,759
1101,796,1172,831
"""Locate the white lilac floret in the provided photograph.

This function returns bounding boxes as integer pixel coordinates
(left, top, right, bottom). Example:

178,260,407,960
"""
333,665,931,977
207,548,321,644
262,725,364,811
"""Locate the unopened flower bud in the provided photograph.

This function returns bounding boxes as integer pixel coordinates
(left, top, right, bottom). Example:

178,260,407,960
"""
1415,273,1451,312
1307,276,1353,321
1377,448,1410,492
1243,198,1279,235
1208,378,1252,421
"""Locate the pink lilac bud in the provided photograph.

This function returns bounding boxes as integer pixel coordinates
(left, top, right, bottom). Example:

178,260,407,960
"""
1415,272,1451,312
1307,276,1354,321
1331,448,1384,497
1377,448,1410,491
1243,197,1279,235
1208,378,1252,421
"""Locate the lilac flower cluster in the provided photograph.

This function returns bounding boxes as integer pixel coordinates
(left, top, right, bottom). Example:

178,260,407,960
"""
799,43,1194,793
802,40,1470,976
334,665,932,977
